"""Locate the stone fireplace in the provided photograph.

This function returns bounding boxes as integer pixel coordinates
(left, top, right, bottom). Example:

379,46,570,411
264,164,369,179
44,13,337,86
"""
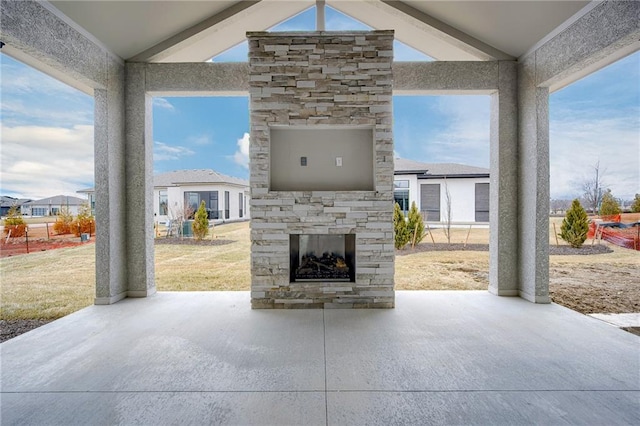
248,31,395,308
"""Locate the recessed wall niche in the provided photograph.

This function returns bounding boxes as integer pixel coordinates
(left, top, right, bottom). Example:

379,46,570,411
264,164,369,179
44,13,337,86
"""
270,127,374,191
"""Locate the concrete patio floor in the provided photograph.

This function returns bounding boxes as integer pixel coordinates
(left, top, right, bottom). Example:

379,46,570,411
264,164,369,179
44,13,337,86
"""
1,291,638,425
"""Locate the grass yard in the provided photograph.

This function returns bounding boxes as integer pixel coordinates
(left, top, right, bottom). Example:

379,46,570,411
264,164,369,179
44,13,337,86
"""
1,219,638,323
155,222,250,291
1,244,96,320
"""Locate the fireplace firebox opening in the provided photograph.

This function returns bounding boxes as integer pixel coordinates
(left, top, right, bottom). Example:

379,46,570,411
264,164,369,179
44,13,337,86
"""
290,234,355,283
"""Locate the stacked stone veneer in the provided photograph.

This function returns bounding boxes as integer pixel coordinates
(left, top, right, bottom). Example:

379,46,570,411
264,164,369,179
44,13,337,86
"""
248,31,394,309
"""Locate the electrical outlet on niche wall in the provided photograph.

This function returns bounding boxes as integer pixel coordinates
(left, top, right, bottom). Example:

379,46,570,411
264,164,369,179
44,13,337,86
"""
336,157,342,167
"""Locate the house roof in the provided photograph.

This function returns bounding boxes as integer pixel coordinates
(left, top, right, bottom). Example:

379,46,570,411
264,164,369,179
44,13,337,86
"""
1,196,32,208
48,1,591,62
155,169,249,188
23,195,87,206
395,158,489,178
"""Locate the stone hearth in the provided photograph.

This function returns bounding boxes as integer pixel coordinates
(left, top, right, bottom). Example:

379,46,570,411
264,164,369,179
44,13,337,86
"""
248,31,395,308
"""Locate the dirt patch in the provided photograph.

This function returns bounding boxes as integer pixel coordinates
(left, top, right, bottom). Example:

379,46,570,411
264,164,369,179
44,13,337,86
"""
621,327,640,337
154,238,234,246
549,264,639,314
397,243,488,254
0,238,92,258
549,244,613,255
397,243,612,256
0,320,53,343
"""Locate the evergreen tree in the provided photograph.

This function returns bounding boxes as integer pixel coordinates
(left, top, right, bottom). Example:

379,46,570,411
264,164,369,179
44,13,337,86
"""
192,201,209,240
393,202,411,250
599,190,621,218
631,194,640,213
407,201,425,247
559,199,589,248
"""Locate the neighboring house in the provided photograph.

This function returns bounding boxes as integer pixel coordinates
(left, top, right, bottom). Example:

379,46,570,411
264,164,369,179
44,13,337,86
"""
77,188,96,216
21,195,87,217
154,170,249,223
394,158,490,224
78,169,250,224
1,196,32,217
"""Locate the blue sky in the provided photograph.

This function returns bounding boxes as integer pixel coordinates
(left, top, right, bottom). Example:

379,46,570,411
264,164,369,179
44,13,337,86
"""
1,6,638,201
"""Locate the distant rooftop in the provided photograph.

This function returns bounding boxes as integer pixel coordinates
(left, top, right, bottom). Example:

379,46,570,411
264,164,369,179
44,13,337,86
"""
1,196,32,208
395,158,490,178
77,169,249,194
23,195,86,206
155,169,249,187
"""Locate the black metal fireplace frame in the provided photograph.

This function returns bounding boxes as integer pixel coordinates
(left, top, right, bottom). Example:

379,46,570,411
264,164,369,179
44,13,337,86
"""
289,234,356,283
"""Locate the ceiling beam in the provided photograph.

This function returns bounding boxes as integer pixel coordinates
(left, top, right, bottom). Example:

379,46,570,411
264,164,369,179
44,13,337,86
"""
129,0,262,62
380,1,513,60
328,0,513,61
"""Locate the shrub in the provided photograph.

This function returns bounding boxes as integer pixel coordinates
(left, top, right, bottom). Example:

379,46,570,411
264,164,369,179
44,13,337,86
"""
393,202,411,250
3,205,27,237
71,203,95,237
599,190,621,219
407,201,425,248
559,199,589,248
192,201,209,240
53,207,74,235
632,194,640,213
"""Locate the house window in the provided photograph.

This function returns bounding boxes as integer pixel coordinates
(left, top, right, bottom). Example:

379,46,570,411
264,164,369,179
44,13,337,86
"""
89,194,96,216
420,184,440,221
224,191,230,219
32,207,47,216
394,180,410,215
51,207,60,216
475,183,490,222
184,191,219,219
239,193,243,218
158,190,168,215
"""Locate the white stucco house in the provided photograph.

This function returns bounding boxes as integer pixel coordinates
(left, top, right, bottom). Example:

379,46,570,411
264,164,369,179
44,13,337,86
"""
20,195,87,217
79,170,250,224
394,158,490,224
154,169,250,223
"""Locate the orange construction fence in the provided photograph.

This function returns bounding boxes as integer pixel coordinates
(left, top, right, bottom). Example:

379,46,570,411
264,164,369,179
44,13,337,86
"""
588,215,640,251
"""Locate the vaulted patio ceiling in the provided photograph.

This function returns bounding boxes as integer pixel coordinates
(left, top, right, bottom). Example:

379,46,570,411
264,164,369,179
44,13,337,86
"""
49,0,591,62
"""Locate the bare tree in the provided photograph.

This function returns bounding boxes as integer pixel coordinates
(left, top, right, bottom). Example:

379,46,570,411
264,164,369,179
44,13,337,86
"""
168,204,195,238
550,199,572,214
442,178,452,244
581,161,608,214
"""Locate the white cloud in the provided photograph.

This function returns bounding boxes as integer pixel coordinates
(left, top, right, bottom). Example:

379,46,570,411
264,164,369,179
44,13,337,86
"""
233,133,250,169
1,99,93,127
153,141,195,161
0,123,94,199
395,96,490,167
188,134,213,146
550,114,639,200
0,57,81,98
152,97,175,111
1,56,93,127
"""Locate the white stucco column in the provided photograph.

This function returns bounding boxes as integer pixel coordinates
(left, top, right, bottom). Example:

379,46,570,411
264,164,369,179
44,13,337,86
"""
517,57,551,303
124,63,156,298
94,60,128,304
488,61,520,297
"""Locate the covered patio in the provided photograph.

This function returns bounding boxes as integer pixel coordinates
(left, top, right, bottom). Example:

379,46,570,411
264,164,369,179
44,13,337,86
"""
1,1,639,423
2,291,638,424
